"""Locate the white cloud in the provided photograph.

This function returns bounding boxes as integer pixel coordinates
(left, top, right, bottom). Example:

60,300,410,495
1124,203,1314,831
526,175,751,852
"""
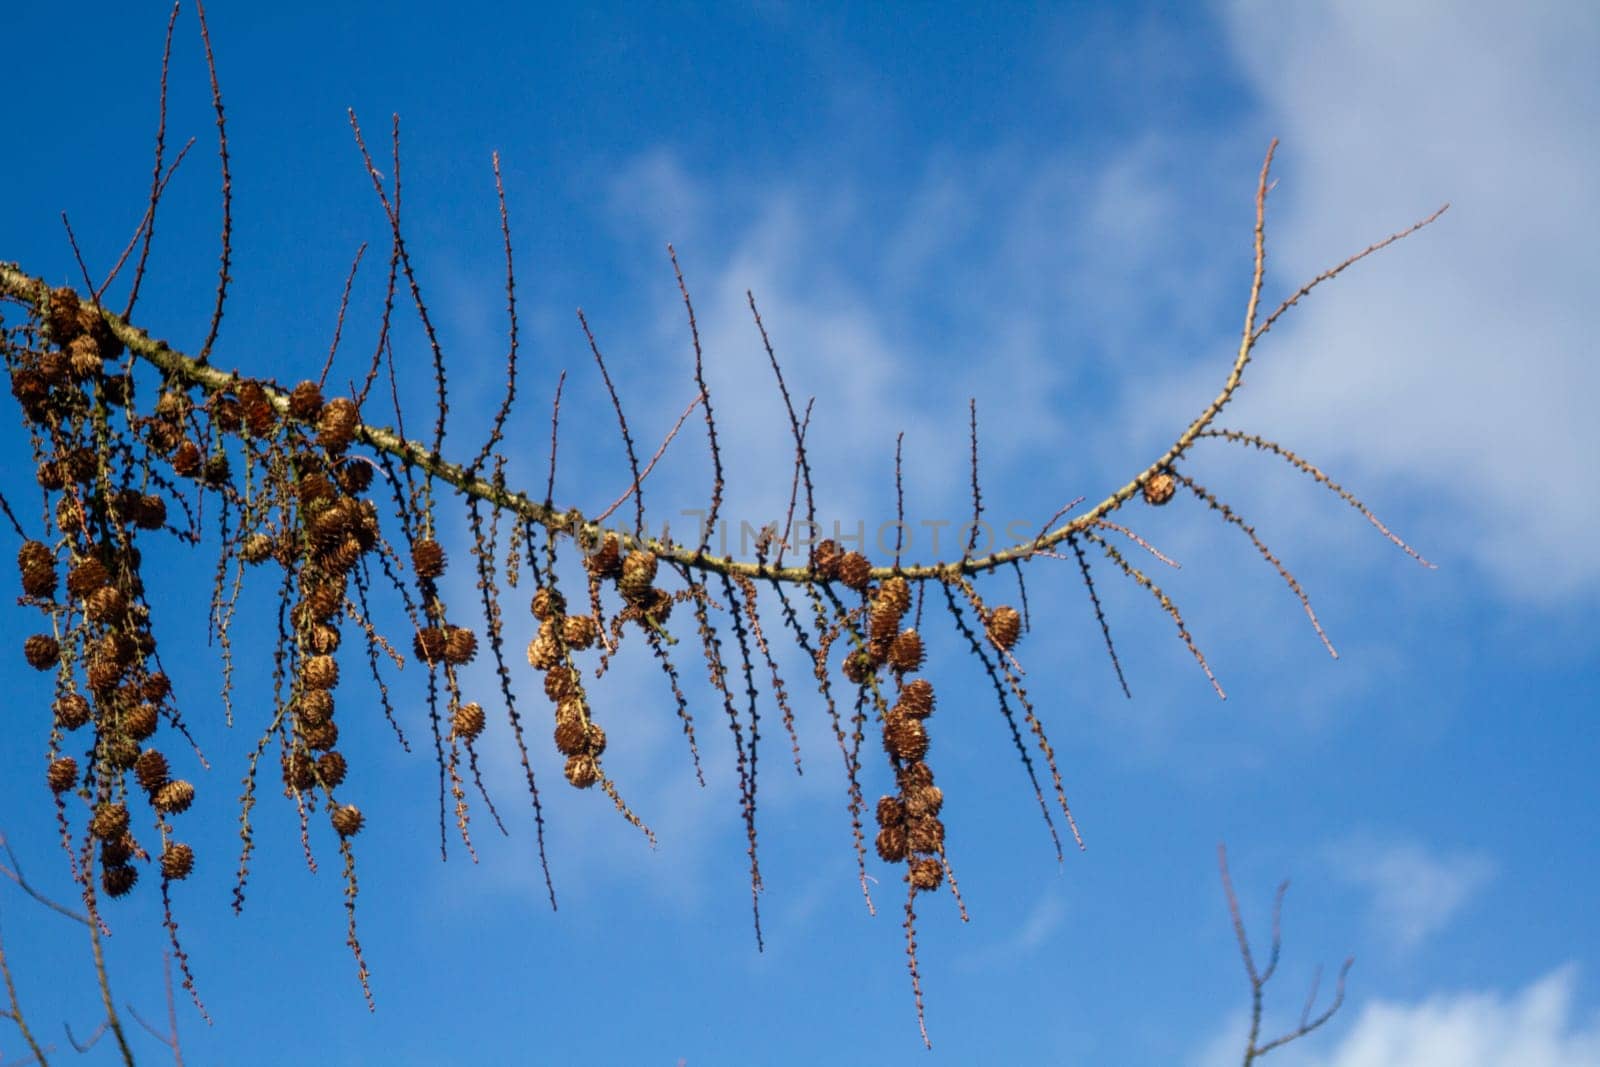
1325,836,1494,951
1325,967,1599,1067
1196,968,1600,1067
1219,0,1600,604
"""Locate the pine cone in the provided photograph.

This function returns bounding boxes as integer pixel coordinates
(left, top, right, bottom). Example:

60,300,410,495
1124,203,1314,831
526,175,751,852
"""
288,380,324,423
134,749,170,793
23,634,60,670
1142,470,1178,506
896,679,935,718
46,756,78,793
563,754,599,789
882,713,929,762
123,703,159,741
160,842,195,880
812,539,843,578
283,751,317,791
908,857,943,891
876,795,906,828
986,605,1022,651
554,716,589,756
90,802,130,841
530,587,565,621
544,667,580,701
896,761,936,793
888,629,924,672
316,397,360,454
302,719,339,752
101,863,138,898
16,540,56,597
442,626,478,665
836,551,872,591
452,702,486,742
317,751,348,787
904,784,944,819
526,629,561,671
877,575,912,617
330,804,364,837
298,689,334,726
906,815,945,855
153,780,195,814
562,614,598,650
619,550,657,603
411,538,446,579
300,654,339,690
54,693,92,730
584,536,622,580
875,826,909,863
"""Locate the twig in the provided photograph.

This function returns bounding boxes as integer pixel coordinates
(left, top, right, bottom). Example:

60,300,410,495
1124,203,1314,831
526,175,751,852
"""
1219,844,1353,1065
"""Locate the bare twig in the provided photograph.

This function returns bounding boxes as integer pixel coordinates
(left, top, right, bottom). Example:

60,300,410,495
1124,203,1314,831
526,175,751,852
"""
1219,844,1353,1065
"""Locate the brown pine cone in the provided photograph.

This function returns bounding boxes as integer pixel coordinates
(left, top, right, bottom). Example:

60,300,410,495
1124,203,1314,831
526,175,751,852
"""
836,551,872,591
123,703,159,741
986,605,1022,651
531,587,566,621
562,614,598,650
812,539,843,578
876,795,906,827
288,380,324,422
904,784,944,820
101,863,138,898
563,754,599,789
411,538,446,579
908,857,943,891
160,842,195,880
153,780,195,814
316,397,360,454
882,713,930,762
1142,470,1178,506
134,749,170,793
896,679,935,718
317,751,348,787
55,693,92,730
89,802,130,841
330,804,364,837
17,540,56,597
906,815,945,855
875,826,909,863
452,702,486,742
300,654,339,690
442,626,478,665
23,634,60,670
888,629,924,672
47,756,78,793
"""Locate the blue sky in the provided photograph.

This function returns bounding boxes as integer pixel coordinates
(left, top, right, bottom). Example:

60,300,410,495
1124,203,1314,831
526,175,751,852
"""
2,2,1596,1064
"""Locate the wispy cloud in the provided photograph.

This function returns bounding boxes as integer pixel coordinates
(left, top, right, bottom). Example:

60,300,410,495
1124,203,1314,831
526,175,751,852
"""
1195,967,1600,1067
1219,0,1600,605
1325,835,1494,951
